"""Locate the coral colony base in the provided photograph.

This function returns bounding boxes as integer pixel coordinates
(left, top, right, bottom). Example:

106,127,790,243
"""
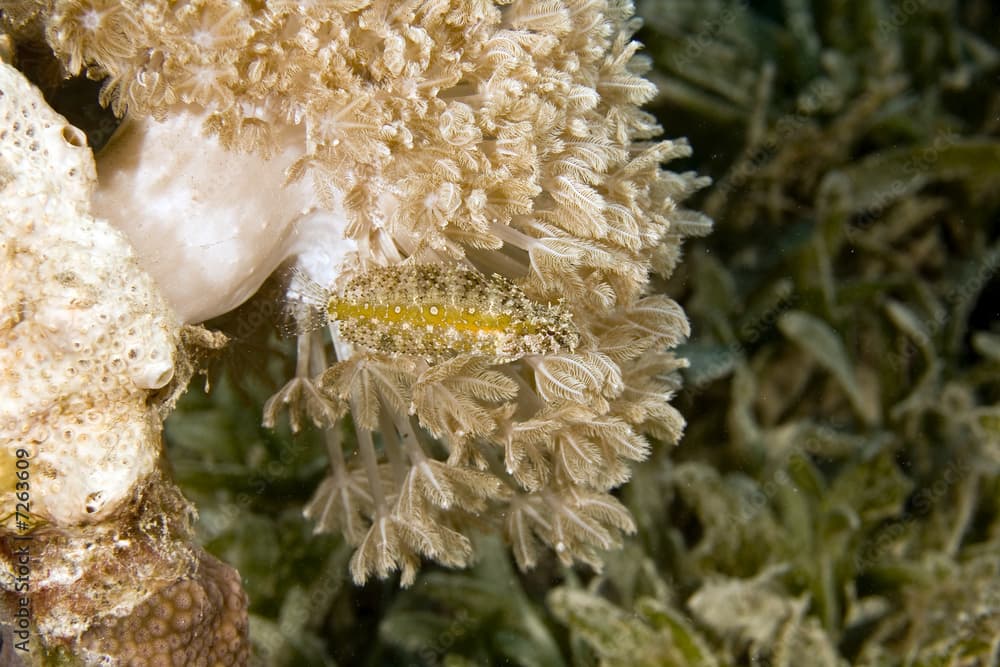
1,0,708,661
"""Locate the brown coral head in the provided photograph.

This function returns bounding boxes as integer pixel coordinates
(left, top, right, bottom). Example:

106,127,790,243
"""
79,548,249,666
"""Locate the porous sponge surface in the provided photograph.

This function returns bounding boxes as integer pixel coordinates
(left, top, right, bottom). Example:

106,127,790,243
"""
0,61,179,526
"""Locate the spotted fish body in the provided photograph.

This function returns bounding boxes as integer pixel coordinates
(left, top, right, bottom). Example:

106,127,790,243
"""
321,263,578,360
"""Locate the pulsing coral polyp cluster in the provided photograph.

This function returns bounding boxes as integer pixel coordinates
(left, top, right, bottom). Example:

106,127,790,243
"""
18,0,711,584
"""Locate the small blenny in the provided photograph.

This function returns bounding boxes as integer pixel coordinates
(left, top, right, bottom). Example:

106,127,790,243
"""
286,263,579,360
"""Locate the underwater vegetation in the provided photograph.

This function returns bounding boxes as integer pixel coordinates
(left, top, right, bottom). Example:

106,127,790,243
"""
1,0,999,665
177,1,1000,664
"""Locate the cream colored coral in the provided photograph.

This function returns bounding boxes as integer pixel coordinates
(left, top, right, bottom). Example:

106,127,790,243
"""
0,59,177,526
22,0,712,584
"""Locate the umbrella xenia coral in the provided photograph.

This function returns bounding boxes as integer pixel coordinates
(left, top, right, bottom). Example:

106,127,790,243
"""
10,0,710,584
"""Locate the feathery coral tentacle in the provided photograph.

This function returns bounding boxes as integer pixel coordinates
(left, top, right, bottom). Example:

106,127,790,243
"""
19,0,709,583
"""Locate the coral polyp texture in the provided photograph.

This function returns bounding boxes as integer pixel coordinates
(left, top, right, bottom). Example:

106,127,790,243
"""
0,59,248,663
7,0,710,586
79,547,249,666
